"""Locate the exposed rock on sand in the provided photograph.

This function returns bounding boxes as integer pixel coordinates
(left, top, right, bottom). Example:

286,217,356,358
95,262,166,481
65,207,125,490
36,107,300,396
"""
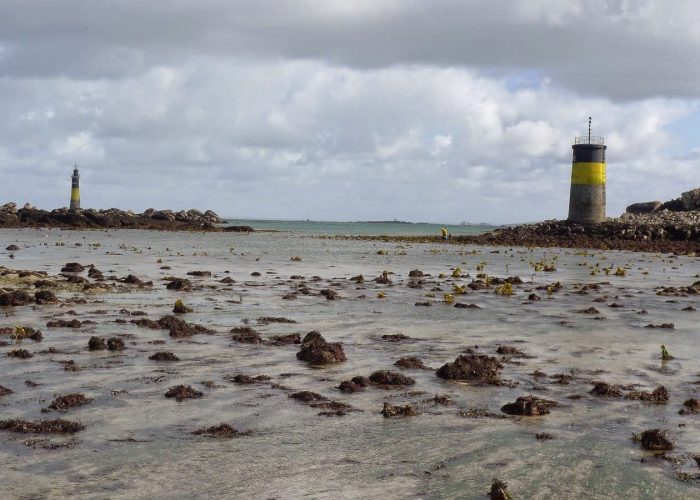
48,394,92,410
0,419,84,433
166,278,192,291
339,376,370,393
165,385,203,401
192,423,243,438
436,354,503,384
289,391,327,403
230,326,263,344
369,370,415,387
501,395,558,416
394,357,427,369
381,403,417,417
296,331,346,365
88,336,106,350
679,399,700,415
35,290,58,304
149,351,179,361
638,429,674,451
0,290,33,306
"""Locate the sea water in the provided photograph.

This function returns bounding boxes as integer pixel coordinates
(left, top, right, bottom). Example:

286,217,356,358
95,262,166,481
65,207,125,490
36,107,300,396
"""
0,228,698,499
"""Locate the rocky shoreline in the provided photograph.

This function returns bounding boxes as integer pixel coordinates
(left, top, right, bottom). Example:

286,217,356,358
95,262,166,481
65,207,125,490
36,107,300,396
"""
317,210,700,253
454,210,700,253
0,203,253,232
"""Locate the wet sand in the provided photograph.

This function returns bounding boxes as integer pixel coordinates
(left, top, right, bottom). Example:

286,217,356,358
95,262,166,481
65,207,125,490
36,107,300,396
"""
1,228,699,498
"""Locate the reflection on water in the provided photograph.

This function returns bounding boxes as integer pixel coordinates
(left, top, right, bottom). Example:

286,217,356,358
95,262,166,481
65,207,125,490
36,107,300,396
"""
0,228,698,499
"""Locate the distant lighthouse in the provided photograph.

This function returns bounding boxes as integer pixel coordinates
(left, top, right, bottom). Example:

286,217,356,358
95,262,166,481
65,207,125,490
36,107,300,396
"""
69,164,81,210
568,117,606,223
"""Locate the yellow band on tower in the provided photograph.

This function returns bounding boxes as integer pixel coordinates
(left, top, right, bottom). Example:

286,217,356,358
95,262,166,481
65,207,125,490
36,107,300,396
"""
71,187,80,201
571,162,606,185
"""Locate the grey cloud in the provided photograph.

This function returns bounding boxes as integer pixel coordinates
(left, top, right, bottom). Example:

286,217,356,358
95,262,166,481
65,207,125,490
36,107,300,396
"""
2,1,700,99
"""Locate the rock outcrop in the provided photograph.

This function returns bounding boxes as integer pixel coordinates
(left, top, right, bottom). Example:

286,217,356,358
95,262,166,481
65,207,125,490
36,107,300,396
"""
0,202,253,232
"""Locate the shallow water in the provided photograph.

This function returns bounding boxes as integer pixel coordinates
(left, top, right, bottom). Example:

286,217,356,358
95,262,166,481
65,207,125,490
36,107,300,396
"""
0,228,699,499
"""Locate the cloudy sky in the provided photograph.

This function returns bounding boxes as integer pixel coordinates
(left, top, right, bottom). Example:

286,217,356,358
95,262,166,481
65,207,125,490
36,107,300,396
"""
0,0,698,223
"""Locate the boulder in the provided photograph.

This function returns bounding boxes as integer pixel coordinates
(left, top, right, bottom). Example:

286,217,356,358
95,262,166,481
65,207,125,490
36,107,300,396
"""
436,354,503,384
626,201,661,214
681,188,700,211
296,331,346,365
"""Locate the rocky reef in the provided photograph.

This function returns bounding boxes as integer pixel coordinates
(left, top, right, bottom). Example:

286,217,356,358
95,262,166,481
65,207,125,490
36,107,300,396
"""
457,209,699,253
0,202,253,232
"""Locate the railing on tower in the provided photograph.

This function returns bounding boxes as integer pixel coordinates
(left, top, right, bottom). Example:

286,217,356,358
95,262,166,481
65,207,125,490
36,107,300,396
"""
574,136,605,145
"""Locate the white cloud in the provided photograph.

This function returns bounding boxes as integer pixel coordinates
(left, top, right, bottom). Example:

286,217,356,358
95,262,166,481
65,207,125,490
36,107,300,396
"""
0,1,697,223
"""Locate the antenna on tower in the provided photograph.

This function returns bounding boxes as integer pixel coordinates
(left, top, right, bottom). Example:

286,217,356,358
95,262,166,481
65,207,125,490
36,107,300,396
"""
588,116,592,143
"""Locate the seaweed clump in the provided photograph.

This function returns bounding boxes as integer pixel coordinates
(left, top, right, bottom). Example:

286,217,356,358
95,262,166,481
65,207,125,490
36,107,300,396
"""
637,429,674,451
192,423,242,438
381,403,417,417
48,393,92,411
149,351,179,361
369,370,415,388
165,385,203,401
0,418,84,433
501,395,558,416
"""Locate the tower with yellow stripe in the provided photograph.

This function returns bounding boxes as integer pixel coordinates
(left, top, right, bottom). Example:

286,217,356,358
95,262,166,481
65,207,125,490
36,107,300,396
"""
568,117,606,223
69,164,81,210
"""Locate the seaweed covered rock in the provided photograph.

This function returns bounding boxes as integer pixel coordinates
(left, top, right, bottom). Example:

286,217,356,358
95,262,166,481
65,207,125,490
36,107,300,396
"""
296,331,346,365
158,315,211,337
369,370,415,387
0,290,33,306
60,262,84,273
230,326,263,344
339,376,370,393
489,479,513,500
638,429,674,451
34,290,58,304
381,333,411,342
289,391,327,403
166,278,192,291
7,349,33,359
394,356,427,369
186,270,212,277
230,374,271,384
165,385,203,401
269,333,301,346
173,299,193,314
501,395,558,416
192,423,241,438
107,337,125,351
436,354,502,384
149,351,179,361
0,418,84,433
46,319,81,328
625,386,669,402
320,289,340,300
381,403,417,417
88,336,106,350
48,393,92,410
590,382,624,397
